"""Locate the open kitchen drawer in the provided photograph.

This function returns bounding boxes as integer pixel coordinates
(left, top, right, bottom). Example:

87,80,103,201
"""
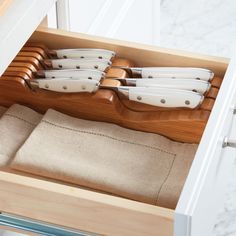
1,1,236,236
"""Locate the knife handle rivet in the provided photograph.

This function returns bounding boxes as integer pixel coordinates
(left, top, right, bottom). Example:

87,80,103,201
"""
80,56,84,59
137,96,142,101
185,100,190,105
94,65,99,69
98,56,103,59
160,99,166,104
82,85,86,90
76,66,80,69
63,55,67,59
58,64,63,68
45,84,49,89
148,76,153,78
88,77,92,80
63,86,67,90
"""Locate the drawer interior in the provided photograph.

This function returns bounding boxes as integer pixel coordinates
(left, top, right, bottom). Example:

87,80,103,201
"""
0,27,230,236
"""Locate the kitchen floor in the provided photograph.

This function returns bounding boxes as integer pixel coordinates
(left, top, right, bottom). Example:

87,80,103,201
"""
161,0,236,235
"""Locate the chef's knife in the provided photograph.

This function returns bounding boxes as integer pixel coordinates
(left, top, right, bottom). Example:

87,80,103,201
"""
30,79,203,108
117,67,214,81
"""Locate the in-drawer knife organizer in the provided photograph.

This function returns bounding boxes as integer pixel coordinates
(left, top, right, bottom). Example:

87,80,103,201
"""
1,1,236,236
0,42,220,143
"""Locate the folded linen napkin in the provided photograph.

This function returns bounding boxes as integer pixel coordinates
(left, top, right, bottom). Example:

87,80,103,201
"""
0,104,42,167
11,109,197,209
0,106,7,117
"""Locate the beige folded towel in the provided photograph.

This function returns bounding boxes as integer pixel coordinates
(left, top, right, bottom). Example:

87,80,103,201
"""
0,104,42,167
11,109,197,209
0,106,7,117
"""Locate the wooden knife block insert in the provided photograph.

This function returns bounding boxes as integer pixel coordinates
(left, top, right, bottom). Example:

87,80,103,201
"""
0,40,224,144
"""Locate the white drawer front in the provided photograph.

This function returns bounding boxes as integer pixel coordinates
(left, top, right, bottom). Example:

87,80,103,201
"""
175,56,236,236
0,0,55,76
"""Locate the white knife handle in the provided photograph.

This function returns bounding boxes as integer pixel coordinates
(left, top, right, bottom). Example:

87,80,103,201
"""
50,59,111,72
128,87,204,108
141,67,214,81
55,49,116,60
43,69,104,81
135,78,211,94
36,79,99,93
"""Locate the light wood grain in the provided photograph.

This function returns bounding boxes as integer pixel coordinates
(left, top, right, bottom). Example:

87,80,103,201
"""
0,77,209,143
0,0,12,16
0,171,174,236
30,27,229,77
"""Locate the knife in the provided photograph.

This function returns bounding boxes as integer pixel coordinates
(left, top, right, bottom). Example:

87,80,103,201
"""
44,58,112,72
30,78,100,93
36,69,105,81
30,79,203,108
34,69,210,94
117,67,214,81
114,78,211,94
50,48,116,61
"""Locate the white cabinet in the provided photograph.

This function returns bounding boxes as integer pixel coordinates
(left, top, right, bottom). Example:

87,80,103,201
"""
48,0,160,45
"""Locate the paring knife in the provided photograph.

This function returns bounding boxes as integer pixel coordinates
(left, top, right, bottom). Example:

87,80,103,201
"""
49,48,116,61
116,67,214,81
36,69,105,81
44,59,111,72
30,79,204,108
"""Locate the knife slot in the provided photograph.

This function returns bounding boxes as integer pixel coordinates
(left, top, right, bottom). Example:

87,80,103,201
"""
112,58,135,68
2,71,31,81
9,62,38,73
7,67,33,80
17,51,44,62
106,68,129,78
206,87,219,99
13,56,44,70
21,46,48,59
199,98,215,111
211,76,222,88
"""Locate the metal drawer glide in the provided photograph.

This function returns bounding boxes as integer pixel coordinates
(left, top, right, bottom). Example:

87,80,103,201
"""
0,213,100,236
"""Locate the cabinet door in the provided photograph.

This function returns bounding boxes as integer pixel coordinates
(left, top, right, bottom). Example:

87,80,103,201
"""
175,56,236,236
56,0,160,45
0,0,56,76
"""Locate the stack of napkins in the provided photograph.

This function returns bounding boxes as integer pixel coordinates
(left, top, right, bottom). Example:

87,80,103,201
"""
0,105,42,166
0,104,197,209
